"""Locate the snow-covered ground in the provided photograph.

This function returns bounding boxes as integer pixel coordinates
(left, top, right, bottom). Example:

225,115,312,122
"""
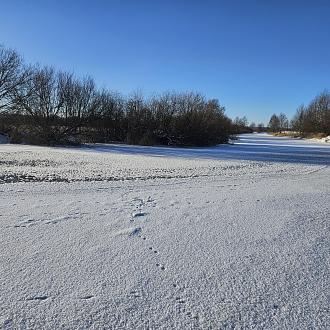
0,134,329,329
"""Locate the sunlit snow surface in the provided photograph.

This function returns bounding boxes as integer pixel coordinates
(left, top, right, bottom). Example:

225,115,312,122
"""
0,134,329,329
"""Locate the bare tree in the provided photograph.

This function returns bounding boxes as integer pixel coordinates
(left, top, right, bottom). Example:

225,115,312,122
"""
291,105,305,133
0,47,31,112
2,46,233,146
291,91,330,135
278,113,289,132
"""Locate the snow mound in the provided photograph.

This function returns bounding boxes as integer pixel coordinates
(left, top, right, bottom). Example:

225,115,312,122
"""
321,135,330,143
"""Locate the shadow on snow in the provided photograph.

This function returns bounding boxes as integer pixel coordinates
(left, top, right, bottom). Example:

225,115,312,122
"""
82,134,330,166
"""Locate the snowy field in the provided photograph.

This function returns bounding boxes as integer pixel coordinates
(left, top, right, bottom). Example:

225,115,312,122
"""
0,133,329,329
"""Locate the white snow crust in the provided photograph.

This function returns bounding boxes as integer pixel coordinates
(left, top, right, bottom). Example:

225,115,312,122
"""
0,134,329,329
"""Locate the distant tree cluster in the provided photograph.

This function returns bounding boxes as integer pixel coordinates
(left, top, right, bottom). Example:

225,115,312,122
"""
232,116,253,134
268,113,289,133
0,46,232,146
268,92,329,136
232,117,266,134
249,122,266,133
291,92,330,135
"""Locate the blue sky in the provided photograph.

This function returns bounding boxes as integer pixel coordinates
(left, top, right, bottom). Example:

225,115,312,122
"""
1,0,329,124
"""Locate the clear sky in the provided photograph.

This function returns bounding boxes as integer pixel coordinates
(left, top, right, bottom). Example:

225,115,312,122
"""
1,0,329,124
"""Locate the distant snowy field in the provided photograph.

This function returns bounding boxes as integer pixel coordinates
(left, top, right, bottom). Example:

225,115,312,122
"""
0,134,329,329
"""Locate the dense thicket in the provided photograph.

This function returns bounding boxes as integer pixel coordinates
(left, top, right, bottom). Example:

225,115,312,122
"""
268,92,329,135
0,47,232,146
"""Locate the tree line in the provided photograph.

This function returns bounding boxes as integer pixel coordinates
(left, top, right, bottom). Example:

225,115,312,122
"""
268,92,330,136
232,116,266,134
0,46,236,146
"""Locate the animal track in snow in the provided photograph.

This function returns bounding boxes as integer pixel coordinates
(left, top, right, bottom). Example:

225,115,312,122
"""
80,295,94,300
128,204,166,271
156,263,166,270
13,212,82,228
131,196,157,214
129,196,197,323
172,283,199,320
131,211,146,219
128,197,199,324
129,227,142,237
134,232,147,240
26,295,48,301
129,290,141,298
